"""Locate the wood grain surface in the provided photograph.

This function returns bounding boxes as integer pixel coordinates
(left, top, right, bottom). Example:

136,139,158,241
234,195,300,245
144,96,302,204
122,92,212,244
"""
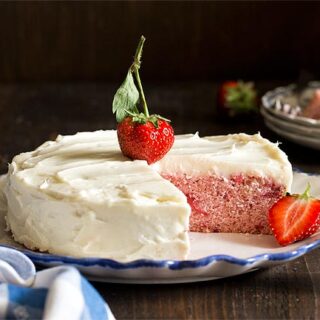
0,1,320,82
0,82,319,319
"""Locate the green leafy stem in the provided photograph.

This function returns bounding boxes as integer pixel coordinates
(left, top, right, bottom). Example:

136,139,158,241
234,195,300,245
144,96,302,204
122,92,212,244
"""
112,36,152,123
130,36,149,117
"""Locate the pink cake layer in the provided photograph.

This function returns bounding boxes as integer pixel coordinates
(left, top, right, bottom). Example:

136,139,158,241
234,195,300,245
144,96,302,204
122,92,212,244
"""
162,173,285,234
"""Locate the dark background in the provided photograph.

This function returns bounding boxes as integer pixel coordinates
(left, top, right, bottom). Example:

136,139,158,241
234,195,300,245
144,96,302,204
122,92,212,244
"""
0,0,320,174
0,1,319,83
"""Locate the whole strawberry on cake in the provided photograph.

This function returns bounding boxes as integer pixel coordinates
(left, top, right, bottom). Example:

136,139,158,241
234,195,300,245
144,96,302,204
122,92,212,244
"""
113,36,174,164
3,36,295,262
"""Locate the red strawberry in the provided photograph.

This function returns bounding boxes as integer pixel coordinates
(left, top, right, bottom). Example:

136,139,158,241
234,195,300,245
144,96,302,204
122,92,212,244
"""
268,184,320,246
218,81,238,109
117,116,174,164
217,80,257,117
112,36,174,164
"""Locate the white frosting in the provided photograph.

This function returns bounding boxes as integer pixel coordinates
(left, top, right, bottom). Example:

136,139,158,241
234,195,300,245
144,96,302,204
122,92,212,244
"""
5,131,190,261
4,130,292,261
154,132,292,189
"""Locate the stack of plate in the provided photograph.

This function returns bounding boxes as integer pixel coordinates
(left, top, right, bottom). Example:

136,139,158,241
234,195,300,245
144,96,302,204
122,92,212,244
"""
261,83,320,150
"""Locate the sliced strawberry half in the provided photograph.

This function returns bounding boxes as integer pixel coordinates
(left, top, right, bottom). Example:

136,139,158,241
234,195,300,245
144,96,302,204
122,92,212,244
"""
268,184,320,246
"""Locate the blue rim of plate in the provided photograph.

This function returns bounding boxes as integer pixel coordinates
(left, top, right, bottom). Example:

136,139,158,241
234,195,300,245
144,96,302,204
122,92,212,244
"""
1,170,320,271
1,237,320,271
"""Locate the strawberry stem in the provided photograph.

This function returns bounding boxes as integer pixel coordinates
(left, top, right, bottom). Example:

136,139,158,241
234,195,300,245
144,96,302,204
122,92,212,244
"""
131,36,149,118
299,182,311,200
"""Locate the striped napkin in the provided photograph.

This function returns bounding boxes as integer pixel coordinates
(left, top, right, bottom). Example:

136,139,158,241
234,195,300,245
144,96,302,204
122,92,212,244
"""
0,247,115,320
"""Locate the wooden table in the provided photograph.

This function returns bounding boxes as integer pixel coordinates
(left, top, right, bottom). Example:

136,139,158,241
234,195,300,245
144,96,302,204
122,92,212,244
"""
0,82,319,319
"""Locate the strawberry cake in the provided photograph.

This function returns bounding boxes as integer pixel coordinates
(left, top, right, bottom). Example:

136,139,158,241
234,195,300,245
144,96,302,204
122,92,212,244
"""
3,130,292,261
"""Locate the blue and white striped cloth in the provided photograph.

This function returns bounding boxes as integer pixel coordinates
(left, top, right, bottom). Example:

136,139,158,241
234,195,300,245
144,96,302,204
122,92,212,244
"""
0,247,115,320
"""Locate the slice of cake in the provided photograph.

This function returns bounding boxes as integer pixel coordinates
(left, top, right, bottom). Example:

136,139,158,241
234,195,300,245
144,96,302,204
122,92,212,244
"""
3,130,292,261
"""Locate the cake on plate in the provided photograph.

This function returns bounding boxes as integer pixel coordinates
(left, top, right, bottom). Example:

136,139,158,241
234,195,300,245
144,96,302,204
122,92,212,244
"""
3,130,292,261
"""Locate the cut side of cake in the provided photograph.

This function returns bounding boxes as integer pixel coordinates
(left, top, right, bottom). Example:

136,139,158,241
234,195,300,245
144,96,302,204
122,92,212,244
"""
3,130,292,261
155,134,292,235
161,174,284,234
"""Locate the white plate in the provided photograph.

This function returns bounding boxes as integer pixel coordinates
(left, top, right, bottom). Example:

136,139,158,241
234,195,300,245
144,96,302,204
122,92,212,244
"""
261,83,320,127
261,107,320,138
0,172,320,284
265,120,320,150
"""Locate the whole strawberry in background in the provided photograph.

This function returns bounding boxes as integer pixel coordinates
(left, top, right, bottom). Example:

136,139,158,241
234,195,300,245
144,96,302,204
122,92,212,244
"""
218,81,258,117
112,36,174,164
